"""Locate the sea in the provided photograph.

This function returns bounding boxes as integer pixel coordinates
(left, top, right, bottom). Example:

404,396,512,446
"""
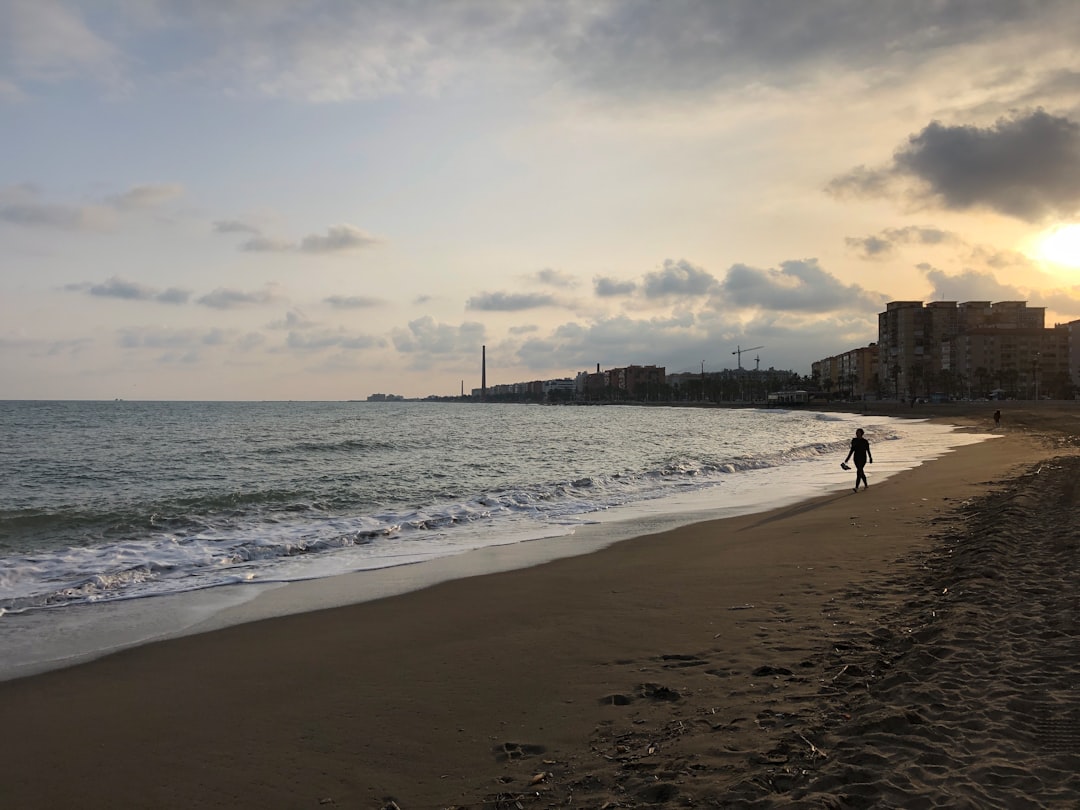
0,400,993,680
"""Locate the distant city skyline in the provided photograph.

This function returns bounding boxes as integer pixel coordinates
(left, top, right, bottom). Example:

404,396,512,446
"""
3,2,1080,400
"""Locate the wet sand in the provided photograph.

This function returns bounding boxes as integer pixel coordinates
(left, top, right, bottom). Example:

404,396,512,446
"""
1,404,1078,809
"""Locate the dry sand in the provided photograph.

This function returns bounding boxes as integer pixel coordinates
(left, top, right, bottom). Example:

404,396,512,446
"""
1,404,1078,809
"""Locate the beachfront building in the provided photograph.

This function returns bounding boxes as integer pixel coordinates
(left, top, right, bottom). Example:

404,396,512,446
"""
945,325,1072,400
811,344,879,400
878,300,1048,400
575,364,668,401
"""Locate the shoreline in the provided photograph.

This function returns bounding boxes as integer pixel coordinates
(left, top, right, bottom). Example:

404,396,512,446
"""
1,405,1077,808
1,412,987,683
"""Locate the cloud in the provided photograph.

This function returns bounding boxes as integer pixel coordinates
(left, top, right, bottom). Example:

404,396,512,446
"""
1,183,182,230
719,259,884,312
1,0,126,92
594,276,637,297
268,310,316,330
543,2,1079,103
213,219,261,234
846,226,961,259
13,2,1076,106
918,264,1026,302
65,276,191,304
528,268,578,288
466,291,558,311
916,264,1080,317
0,185,112,230
324,295,383,309
107,184,183,210
197,286,278,309
642,259,717,299
231,223,381,254
830,110,1080,222
845,234,894,259
299,224,380,253
391,316,485,356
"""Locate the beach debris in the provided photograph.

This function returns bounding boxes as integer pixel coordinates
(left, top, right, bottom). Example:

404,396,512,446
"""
796,732,827,759
599,693,633,705
728,603,755,610
529,772,550,785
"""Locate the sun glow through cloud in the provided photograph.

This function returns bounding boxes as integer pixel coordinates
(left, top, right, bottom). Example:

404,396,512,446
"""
1037,224,1080,268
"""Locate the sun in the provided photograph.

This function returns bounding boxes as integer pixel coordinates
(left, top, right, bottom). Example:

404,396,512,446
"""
1037,223,1080,267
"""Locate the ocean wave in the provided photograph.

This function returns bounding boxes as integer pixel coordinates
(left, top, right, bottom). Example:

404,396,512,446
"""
0,406,929,616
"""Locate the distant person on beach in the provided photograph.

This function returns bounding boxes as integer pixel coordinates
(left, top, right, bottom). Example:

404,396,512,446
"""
843,428,873,492
994,409,1001,427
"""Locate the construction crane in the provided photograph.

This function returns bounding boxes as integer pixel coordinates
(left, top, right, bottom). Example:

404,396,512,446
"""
732,345,763,370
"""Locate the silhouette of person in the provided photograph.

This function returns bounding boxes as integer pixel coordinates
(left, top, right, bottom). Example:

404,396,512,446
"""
993,409,1001,428
844,428,873,492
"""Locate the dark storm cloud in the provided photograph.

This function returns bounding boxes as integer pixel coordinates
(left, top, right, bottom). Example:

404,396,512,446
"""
594,276,637,297
466,291,557,311
642,259,717,299
895,111,1080,221
831,111,1080,222
719,259,883,312
65,276,191,304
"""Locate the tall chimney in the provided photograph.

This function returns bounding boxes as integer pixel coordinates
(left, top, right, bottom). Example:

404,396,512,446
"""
482,345,487,401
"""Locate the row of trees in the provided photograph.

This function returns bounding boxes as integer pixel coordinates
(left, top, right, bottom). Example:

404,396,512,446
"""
889,364,1075,401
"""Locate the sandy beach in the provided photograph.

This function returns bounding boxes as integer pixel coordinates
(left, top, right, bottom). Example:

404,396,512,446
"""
2,404,1078,809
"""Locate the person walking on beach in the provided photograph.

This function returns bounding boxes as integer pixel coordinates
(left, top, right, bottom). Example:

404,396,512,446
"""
994,409,1001,428
843,428,873,492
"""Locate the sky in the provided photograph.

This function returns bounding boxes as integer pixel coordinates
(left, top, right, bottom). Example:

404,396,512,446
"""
3,0,1080,401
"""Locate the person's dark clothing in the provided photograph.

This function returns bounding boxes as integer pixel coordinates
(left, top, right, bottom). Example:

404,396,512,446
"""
850,436,870,467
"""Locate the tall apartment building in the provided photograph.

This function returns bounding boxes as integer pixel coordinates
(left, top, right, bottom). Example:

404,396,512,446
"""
947,326,1070,398
878,300,1047,398
812,344,879,398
